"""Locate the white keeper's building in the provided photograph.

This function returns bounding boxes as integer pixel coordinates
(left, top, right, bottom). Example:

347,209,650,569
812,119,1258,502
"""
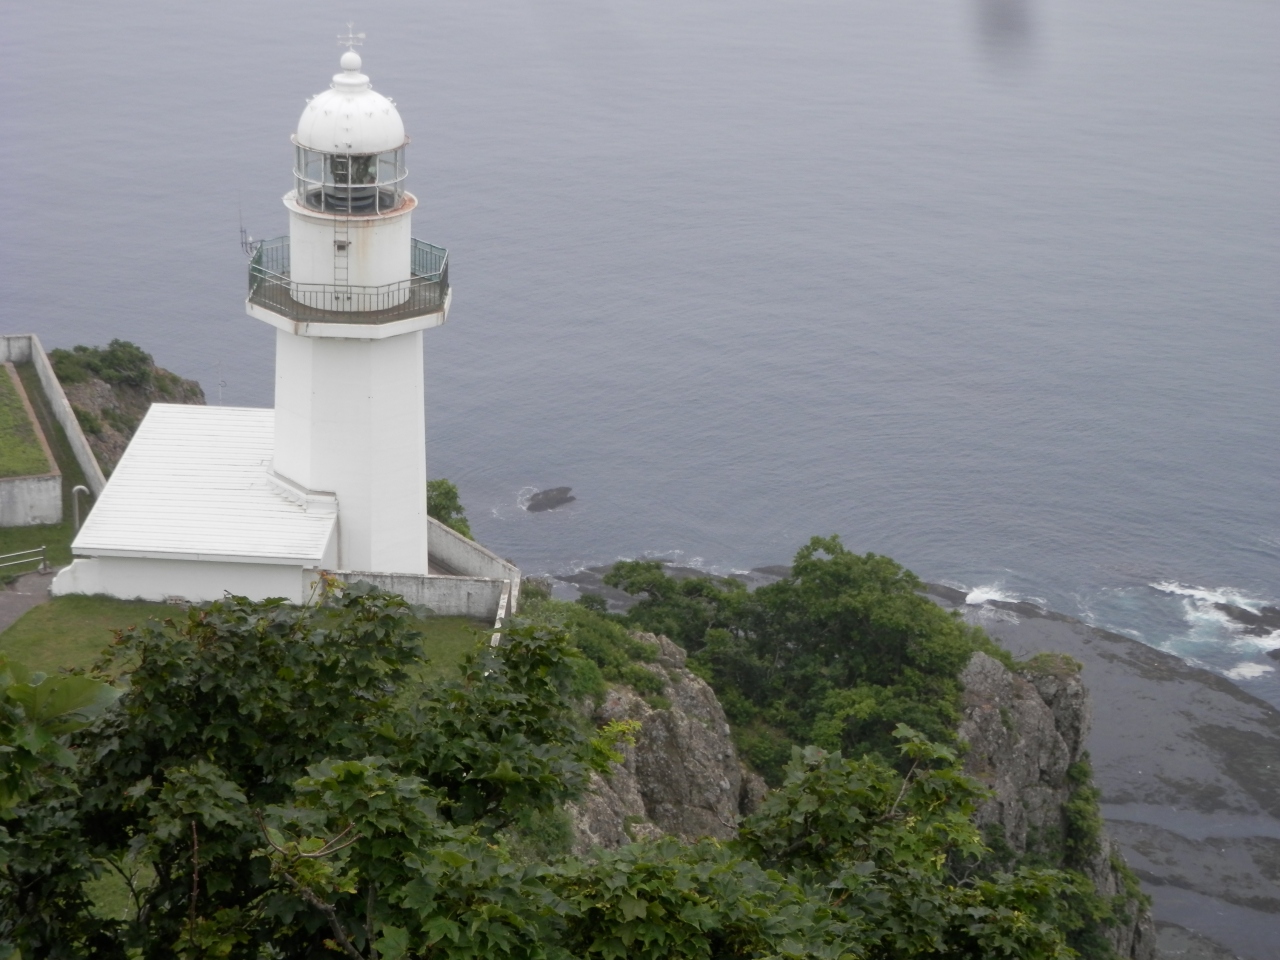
52,50,519,619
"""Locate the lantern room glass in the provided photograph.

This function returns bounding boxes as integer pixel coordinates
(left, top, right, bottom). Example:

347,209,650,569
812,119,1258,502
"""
294,144,407,214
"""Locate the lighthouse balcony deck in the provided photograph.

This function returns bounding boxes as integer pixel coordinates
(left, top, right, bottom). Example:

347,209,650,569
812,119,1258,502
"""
247,236,449,327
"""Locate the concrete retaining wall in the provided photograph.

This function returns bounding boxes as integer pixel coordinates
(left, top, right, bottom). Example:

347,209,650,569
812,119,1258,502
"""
333,569,508,621
426,516,522,611
0,334,107,495
0,474,62,526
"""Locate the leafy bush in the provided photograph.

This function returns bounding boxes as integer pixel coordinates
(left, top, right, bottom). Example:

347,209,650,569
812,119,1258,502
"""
0,588,1090,958
605,536,1011,782
50,340,154,389
72,405,102,436
426,478,472,538
525,597,667,701
1021,652,1083,679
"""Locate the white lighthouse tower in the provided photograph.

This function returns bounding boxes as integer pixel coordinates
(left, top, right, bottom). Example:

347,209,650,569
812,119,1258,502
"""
246,48,448,574
53,47,519,616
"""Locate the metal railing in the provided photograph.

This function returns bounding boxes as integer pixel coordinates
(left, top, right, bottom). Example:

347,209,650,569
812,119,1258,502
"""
0,546,46,576
248,237,449,325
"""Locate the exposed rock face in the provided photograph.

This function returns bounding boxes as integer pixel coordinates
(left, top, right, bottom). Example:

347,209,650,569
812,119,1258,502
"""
566,633,766,853
61,368,203,473
569,633,1156,957
960,652,1157,960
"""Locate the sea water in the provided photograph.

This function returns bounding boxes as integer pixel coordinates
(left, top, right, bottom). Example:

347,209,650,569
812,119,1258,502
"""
6,1,1277,703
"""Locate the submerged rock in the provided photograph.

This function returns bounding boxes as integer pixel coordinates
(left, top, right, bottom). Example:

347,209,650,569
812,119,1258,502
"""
525,486,576,512
1215,602,1280,638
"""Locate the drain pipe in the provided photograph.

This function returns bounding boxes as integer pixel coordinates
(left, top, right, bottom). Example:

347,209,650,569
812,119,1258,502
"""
71,485,91,532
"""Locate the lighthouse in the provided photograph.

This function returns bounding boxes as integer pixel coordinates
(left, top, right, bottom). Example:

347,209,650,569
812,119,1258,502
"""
246,48,448,575
53,48,518,616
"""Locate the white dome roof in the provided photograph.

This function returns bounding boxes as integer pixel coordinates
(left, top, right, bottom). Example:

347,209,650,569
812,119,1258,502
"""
295,52,405,155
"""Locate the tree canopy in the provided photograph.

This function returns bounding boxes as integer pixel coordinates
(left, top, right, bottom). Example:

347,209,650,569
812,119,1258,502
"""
0,580,1085,959
603,536,1010,780
426,479,472,539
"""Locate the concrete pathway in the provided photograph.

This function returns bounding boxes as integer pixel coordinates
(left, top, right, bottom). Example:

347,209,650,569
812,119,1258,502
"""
0,569,55,634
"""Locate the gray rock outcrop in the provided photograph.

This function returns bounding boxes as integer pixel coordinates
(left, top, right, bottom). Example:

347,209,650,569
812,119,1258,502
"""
960,652,1157,960
566,633,766,853
60,366,204,472
568,631,1158,957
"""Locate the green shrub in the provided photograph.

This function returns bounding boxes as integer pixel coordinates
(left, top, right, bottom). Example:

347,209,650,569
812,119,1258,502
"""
426,477,472,538
606,536,1011,777
50,340,154,389
1022,652,1083,678
71,406,102,436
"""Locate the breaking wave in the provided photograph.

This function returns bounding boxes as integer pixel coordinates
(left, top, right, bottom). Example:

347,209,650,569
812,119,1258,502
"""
1151,581,1280,652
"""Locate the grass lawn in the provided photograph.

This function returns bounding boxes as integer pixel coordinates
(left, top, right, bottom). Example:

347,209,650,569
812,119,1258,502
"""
413,615,493,679
0,363,52,478
0,593,489,678
0,364,97,573
0,595,171,673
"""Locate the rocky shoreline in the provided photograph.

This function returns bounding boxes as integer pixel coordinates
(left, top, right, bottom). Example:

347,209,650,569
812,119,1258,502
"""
924,585,1280,960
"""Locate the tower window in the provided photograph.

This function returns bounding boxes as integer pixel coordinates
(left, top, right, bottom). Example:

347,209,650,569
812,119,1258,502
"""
294,143,407,214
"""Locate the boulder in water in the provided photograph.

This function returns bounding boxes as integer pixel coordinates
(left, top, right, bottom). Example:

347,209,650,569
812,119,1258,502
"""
526,486,575,512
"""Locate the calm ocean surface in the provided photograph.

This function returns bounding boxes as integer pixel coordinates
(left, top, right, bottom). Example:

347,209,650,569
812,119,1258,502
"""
7,1,1278,702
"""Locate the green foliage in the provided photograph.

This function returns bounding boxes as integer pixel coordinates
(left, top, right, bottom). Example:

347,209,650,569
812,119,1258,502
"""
50,340,154,389
426,478,472,538
520,577,553,603
550,837,856,960
575,592,608,614
0,367,50,479
0,658,119,813
606,537,1009,782
0,585,1098,959
1063,757,1103,869
0,585,608,957
734,728,1073,959
98,406,138,436
72,406,103,436
1021,653,1083,679
525,598,666,701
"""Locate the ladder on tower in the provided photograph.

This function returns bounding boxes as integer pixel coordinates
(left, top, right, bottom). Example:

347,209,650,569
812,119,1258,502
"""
333,216,350,304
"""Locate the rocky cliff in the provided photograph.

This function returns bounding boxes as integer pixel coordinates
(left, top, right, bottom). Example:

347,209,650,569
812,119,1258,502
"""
47,340,205,474
566,633,767,852
568,632,1156,958
960,651,1157,959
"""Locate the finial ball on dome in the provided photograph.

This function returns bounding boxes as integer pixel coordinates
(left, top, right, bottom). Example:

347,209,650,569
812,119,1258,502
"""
340,50,362,72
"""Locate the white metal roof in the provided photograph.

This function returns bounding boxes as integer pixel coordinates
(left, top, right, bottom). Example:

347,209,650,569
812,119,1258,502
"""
73,405,336,565
296,52,405,155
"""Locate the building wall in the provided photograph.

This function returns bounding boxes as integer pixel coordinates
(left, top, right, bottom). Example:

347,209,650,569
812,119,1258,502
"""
51,557,317,604
273,328,429,575
286,194,413,291
0,475,61,526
